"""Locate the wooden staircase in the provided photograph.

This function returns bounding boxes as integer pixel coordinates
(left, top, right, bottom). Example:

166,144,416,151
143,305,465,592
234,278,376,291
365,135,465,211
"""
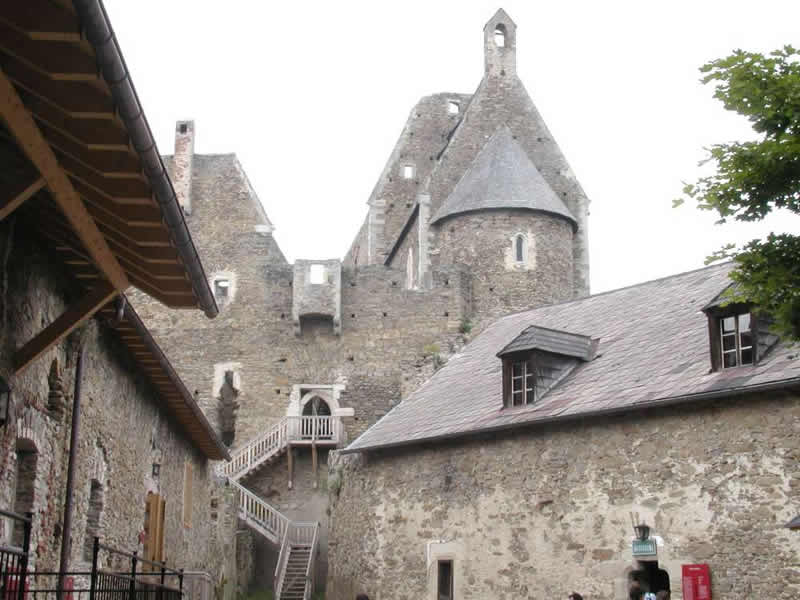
278,545,313,600
220,419,330,600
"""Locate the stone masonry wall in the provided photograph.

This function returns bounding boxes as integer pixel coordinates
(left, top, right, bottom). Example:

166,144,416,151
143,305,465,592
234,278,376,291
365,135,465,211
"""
0,223,235,586
433,210,574,323
327,393,800,600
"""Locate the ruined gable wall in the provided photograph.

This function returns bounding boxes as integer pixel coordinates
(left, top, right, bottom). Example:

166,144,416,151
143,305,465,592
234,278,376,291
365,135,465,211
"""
0,225,235,584
327,393,800,600
351,93,472,265
425,75,590,297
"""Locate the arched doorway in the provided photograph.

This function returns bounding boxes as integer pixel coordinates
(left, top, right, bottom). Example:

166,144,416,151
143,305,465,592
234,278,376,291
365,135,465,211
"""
301,396,332,439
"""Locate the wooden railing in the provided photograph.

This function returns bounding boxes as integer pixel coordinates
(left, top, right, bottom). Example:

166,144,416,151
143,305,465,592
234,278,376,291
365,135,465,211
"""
303,524,320,600
217,416,341,481
273,526,291,598
230,480,289,544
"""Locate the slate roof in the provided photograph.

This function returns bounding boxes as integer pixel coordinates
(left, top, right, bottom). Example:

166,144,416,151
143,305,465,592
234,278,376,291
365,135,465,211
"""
497,325,594,360
430,125,577,225
345,263,800,453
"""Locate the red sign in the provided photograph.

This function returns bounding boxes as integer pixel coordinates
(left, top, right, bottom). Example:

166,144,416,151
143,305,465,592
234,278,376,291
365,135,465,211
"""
682,563,711,600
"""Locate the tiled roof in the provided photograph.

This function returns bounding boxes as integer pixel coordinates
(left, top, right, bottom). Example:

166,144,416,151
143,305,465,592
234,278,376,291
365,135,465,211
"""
345,263,800,453
430,125,576,225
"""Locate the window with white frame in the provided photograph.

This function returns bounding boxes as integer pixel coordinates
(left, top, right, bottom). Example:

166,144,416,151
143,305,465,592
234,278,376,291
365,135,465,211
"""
720,312,753,368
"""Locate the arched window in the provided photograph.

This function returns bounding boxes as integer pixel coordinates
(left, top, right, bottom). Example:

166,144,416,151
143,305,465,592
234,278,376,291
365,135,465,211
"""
494,24,506,48
515,234,525,263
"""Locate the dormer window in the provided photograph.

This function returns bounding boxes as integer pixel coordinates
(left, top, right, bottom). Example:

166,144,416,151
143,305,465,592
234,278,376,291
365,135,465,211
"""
498,326,595,409
720,312,753,368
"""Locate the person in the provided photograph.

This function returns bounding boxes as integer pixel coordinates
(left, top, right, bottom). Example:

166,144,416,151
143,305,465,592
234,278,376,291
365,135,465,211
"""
355,595,369,600
568,593,584,600
629,578,644,600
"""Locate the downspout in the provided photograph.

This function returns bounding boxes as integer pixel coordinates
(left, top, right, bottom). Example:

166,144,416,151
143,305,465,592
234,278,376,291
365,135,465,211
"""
58,341,86,599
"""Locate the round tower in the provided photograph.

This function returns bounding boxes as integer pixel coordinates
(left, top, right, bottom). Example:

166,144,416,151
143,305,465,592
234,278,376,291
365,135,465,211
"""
431,126,576,320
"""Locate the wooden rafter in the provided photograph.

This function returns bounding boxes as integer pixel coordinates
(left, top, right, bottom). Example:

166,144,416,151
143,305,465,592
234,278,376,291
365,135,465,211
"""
0,174,44,220
0,66,129,291
13,282,117,373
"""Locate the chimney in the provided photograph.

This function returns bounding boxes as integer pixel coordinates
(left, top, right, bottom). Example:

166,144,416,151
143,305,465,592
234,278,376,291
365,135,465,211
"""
173,120,195,215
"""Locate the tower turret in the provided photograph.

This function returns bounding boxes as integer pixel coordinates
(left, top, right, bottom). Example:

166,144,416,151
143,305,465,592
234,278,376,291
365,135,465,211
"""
484,9,516,77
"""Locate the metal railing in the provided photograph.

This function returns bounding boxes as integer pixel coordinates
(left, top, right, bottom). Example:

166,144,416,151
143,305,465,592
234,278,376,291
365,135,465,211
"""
0,509,31,600
1,510,184,600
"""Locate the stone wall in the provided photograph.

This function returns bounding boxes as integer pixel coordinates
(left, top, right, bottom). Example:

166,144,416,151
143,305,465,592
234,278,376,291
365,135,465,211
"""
327,393,800,600
432,210,574,322
0,223,237,586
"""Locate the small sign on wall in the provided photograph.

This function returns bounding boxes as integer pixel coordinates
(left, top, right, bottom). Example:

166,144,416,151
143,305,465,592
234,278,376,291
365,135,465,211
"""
682,563,711,600
632,538,657,556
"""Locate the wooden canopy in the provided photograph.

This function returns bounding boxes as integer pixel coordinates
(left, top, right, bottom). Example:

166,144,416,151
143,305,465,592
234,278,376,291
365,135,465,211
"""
0,0,228,460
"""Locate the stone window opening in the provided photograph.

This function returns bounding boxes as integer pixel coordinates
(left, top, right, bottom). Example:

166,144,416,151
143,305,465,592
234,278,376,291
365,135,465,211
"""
437,560,454,600
13,440,38,547
309,264,325,285
447,101,460,115
83,479,104,561
494,24,506,47
218,370,240,447
402,164,415,180
178,123,188,134
214,278,229,301
720,312,753,368
514,234,526,263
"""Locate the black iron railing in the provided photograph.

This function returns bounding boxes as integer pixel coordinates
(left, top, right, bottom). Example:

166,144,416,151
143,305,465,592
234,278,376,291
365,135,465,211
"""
0,508,32,600
1,511,183,600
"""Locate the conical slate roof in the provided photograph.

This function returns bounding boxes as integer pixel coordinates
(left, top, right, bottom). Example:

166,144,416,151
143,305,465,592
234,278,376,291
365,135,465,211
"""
431,125,577,226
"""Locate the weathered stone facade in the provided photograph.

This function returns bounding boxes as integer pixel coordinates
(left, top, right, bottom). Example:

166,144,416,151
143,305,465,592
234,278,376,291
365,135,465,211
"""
0,225,238,592
327,394,800,600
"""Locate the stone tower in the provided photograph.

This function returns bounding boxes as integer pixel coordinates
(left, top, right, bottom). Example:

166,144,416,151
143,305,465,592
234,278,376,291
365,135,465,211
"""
346,8,591,321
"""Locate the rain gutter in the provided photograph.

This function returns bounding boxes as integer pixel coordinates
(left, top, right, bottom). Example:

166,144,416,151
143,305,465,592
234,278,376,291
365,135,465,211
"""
72,0,218,318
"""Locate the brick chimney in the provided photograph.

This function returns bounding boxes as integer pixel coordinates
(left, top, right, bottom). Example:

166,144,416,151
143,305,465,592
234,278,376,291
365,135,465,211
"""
173,120,194,215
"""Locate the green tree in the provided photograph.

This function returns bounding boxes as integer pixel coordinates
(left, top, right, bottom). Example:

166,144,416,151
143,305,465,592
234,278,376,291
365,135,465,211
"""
678,45,800,339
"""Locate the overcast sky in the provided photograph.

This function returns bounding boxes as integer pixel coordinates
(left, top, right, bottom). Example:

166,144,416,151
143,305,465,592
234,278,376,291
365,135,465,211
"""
105,0,800,294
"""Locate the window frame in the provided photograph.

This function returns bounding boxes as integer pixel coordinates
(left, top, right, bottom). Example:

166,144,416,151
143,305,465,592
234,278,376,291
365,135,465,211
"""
502,353,537,408
706,306,756,371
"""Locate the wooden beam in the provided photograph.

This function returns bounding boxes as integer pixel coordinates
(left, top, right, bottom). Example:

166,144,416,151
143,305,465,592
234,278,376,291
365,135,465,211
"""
0,0,82,42
0,21,98,81
0,174,45,220
0,67,129,291
13,282,117,373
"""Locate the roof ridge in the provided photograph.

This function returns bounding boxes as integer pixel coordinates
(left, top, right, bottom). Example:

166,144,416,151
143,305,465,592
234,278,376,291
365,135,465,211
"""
496,261,733,322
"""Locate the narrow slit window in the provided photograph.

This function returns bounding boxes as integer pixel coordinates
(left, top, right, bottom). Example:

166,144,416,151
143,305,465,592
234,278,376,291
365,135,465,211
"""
447,101,460,115
309,264,325,284
515,235,525,262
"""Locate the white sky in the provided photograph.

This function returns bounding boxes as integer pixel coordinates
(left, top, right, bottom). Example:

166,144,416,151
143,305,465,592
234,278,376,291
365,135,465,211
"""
105,0,800,294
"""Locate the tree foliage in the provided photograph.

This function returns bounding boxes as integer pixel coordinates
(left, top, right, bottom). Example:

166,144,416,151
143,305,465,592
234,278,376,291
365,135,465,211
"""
679,45,800,339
